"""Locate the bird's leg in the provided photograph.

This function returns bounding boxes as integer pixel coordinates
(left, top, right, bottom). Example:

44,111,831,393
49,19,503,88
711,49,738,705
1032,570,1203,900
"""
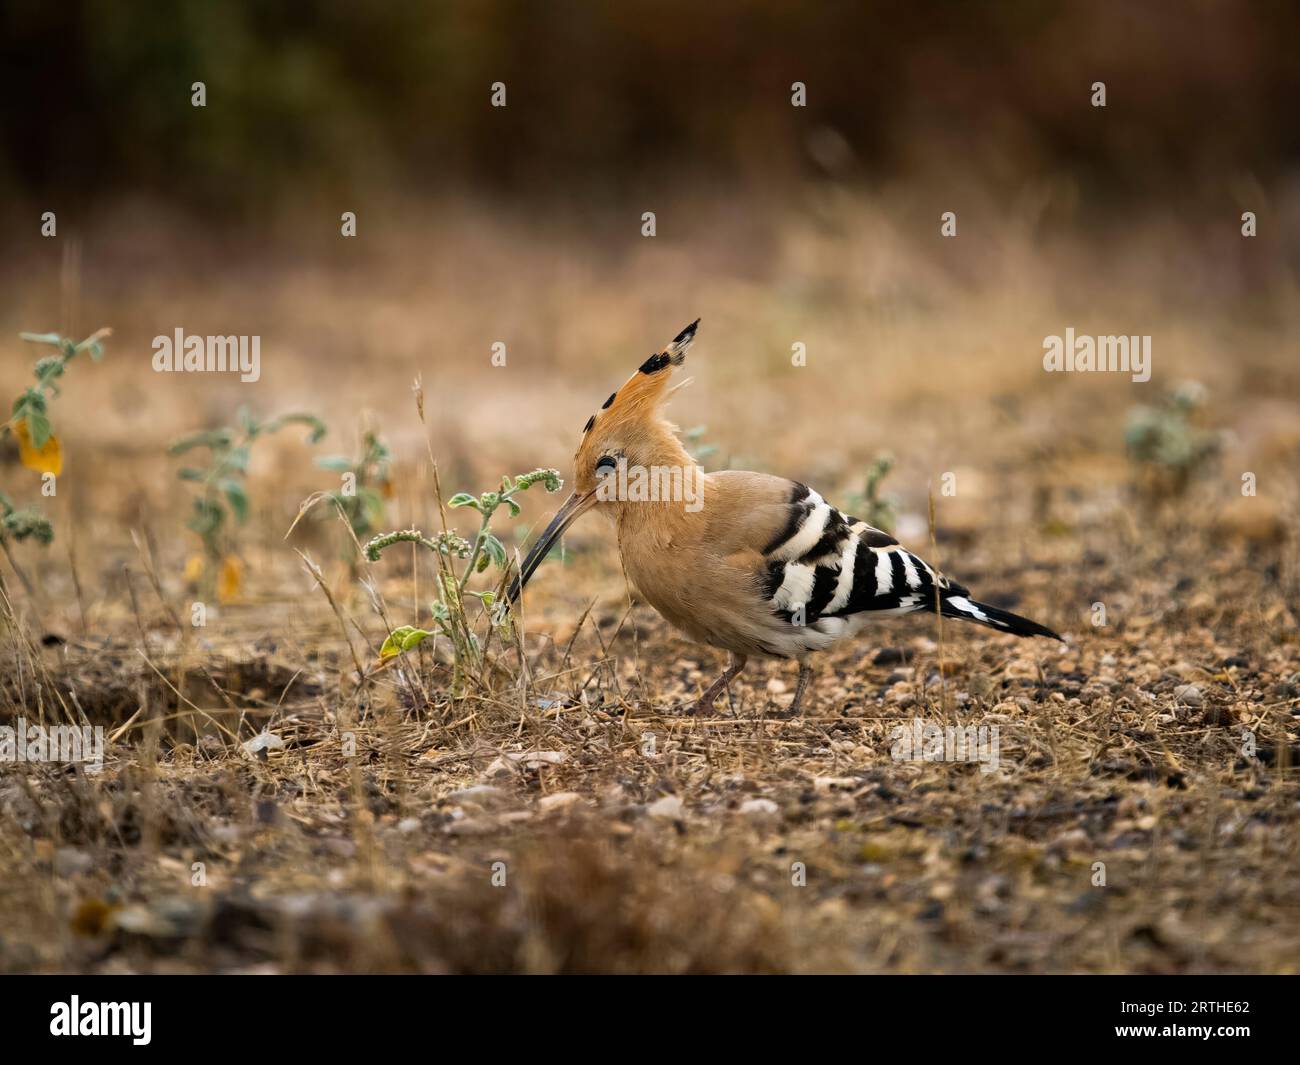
772,661,814,718
688,653,747,715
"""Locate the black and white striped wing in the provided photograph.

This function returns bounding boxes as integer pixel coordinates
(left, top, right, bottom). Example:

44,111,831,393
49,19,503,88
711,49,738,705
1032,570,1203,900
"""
760,484,953,621
758,483,1061,644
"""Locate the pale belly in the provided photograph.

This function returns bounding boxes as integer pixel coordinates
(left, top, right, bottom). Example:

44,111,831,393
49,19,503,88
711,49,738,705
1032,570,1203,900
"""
620,545,868,660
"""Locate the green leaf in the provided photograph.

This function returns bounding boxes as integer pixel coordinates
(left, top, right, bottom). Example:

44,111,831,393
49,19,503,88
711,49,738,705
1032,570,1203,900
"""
358,489,385,526
188,497,224,536
74,333,107,361
26,411,52,448
221,480,249,523
315,455,353,472
33,356,65,383
379,625,434,658
2,507,54,545
401,628,432,651
482,533,507,570
447,493,479,510
14,388,46,416
225,446,251,473
177,467,206,482
169,428,233,455
19,332,62,347
267,412,327,443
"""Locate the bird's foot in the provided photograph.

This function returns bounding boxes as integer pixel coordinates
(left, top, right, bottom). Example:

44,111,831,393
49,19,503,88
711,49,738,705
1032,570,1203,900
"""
763,663,813,719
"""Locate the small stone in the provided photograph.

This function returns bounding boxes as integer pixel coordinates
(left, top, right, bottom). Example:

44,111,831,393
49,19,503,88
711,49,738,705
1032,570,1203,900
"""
648,795,684,820
484,750,567,777
241,731,284,756
873,647,912,666
739,798,780,818
538,791,583,813
54,847,93,877
445,784,509,808
396,817,421,834
1173,684,1203,707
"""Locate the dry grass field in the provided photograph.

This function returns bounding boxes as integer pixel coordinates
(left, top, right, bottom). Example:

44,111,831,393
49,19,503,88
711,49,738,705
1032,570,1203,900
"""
1,196,1297,973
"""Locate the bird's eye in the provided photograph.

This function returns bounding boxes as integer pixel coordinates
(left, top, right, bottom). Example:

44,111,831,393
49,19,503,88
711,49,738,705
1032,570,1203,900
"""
595,455,617,475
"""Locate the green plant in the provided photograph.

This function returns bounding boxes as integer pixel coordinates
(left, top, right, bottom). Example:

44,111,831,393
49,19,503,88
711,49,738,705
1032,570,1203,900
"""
845,452,898,533
3,327,110,477
0,492,53,547
365,467,562,684
171,406,326,599
1125,382,1223,499
312,430,392,541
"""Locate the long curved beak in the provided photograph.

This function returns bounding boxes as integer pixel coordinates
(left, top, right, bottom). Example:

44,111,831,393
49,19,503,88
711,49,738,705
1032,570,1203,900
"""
506,490,597,604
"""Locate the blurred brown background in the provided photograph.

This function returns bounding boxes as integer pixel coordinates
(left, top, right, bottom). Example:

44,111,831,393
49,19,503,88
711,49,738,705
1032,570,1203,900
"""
3,0,1300,215
0,0,1296,605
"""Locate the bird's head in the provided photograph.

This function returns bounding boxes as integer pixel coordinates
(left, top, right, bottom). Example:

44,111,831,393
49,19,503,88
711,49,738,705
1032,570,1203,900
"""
507,319,699,603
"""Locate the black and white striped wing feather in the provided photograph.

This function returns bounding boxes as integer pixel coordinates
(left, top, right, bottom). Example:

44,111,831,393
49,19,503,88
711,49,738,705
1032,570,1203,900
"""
758,483,1060,652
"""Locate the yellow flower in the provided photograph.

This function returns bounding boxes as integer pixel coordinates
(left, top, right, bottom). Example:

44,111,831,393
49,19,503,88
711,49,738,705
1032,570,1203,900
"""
13,418,63,476
183,554,206,585
217,555,244,602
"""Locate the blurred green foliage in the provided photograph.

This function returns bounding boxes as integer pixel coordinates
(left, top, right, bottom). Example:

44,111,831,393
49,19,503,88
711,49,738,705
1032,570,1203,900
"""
1,1,1297,214
1125,382,1224,499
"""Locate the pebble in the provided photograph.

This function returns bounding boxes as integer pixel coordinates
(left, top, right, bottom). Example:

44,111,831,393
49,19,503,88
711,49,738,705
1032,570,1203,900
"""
484,750,567,777
538,791,583,813
648,795,684,820
1173,684,1204,707
54,847,93,877
739,798,780,817
873,647,912,666
446,784,510,808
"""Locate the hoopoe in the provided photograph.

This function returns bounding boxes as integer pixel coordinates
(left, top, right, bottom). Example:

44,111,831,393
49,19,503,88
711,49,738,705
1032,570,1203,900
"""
507,321,1063,715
